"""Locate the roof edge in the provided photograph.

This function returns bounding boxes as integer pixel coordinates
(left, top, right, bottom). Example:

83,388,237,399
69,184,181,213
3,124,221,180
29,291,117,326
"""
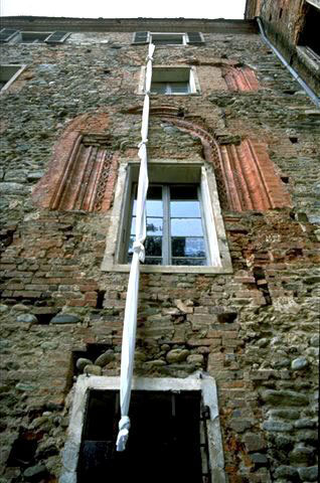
0,16,258,34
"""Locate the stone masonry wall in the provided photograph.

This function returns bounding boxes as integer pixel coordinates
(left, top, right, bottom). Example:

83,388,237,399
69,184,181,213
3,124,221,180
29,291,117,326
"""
0,25,319,483
247,0,320,95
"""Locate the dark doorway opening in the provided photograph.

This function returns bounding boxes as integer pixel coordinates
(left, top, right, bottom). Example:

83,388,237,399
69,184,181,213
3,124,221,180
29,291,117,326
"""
77,390,207,483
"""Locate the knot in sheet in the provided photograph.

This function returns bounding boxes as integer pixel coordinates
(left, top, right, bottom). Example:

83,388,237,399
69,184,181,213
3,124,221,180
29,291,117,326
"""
138,139,148,148
116,43,155,452
133,241,145,262
116,416,131,452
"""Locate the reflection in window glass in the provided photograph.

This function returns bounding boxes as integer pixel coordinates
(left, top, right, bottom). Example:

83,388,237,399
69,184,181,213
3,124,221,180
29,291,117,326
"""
151,82,190,95
172,237,206,257
171,218,203,237
170,201,200,217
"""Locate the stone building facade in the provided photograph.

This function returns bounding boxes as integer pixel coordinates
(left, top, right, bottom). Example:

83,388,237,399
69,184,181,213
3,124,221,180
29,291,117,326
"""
245,0,320,96
0,15,319,483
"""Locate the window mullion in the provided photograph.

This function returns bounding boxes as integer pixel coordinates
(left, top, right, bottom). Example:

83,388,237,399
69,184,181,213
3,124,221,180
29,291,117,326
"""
163,186,171,265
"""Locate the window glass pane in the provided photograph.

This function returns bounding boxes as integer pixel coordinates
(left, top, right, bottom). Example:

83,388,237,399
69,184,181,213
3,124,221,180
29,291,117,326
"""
130,217,136,235
131,217,163,236
171,218,203,236
145,236,162,256
172,258,207,266
170,185,198,200
133,186,162,216
171,201,200,217
146,200,163,217
151,82,168,94
146,218,163,235
152,37,183,45
21,32,49,42
127,182,208,266
172,237,206,257
169,82,190,94
128,235,135,255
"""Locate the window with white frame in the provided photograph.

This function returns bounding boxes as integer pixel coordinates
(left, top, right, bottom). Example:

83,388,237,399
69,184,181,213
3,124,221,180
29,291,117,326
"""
127,183,208,266
0,28,70,44
60,376,226,483
132,31,205,45
139,66,200,95
101,161,232,274
0,64,27,92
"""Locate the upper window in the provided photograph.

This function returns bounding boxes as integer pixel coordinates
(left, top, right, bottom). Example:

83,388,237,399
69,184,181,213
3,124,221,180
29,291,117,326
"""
127,184,208,266
0,64,27,93
132,31,204,45
0,28,70,44
139,66,200,95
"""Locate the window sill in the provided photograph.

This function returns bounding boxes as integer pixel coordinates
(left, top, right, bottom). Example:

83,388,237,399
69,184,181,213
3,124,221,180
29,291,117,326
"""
149,92,201,96
101,262,233,274
296,46,320,72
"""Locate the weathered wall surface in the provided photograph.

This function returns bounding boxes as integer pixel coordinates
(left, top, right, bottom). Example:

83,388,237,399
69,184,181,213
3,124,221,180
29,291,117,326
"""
0,25,319,483
245,0,320,95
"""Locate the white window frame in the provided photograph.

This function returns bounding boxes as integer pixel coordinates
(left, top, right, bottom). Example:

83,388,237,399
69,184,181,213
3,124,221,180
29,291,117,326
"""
60,374,226,483
0,64,27,93
101,159,232,274
132,31,205,45
138,66,201,95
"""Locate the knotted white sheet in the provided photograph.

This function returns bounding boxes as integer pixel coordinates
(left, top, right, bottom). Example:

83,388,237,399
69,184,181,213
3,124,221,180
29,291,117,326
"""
116,43,155,452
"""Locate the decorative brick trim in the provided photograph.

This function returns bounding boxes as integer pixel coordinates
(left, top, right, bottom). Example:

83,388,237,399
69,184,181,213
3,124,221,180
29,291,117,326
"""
158,115,291,212
32,113,118,212
222,65,260,91
219,140,292,211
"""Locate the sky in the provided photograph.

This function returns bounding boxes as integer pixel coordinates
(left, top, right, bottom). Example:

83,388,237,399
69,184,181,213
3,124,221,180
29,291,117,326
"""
0,0,246,19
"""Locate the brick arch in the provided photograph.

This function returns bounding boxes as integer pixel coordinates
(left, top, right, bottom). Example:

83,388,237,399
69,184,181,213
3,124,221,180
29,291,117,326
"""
32,113,118,212
157,115,291,212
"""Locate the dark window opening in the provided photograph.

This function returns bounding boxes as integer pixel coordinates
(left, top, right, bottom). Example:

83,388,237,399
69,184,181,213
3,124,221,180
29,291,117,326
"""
77,390,208,483
21,32,51,43
279,8,283,19
299,4,320,57
151,33,184,45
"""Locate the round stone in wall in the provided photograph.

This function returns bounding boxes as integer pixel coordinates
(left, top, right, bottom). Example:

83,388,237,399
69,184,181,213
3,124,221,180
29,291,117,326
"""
83,364,102,376
291,357,309,371
95,350,114,367
16,313,38,324
76,358,92,372
51,314,81,324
